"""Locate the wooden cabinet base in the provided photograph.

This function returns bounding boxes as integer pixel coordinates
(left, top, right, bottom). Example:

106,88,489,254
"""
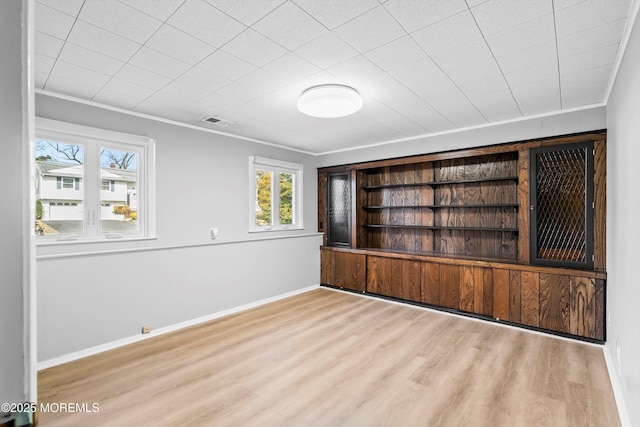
321,247,605,343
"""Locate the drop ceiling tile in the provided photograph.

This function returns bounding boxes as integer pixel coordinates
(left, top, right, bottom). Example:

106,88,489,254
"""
198,50,257,81
45,73,104,99
115,64,172,90
411,10,483,57
36,72,49,89
426,87,487,127
37,0,85,16
215,82,263,103
161,81,210,102
384,0,467,33
204,0,286,26
78,0,162,44
560,43,619,75
134,92,192,117
58,43,125,75
67,21,142,62
562,80,606,107
554,0,631,37
459,75,511,99
129,47,192,80
293,0,379,29
35,54,56,75
99,77,157,99
49,60,112,88
36,2,75,40
327,55,406,100
235,69,288,94
365,35,426,72
253,2,327,50
168,0,246,48
485,13,555,58
557,18,626,58
221,29,288,67
382,88,455,132
216,102,266,122
333,6,406,53
294,32,359,69
511,78,561,115
504,61,558,88
197,92,245,114
93,88,150,110
389,57,456,99
118,0,185,21
177,67,232,93
471,0,552,36
262,53,321,82
431,39,502,86
146,25,216,65
35,31,64,59
466,0,489,6
495,40,557,73
561,64,611,89
553,0,588,11
468,90,521,122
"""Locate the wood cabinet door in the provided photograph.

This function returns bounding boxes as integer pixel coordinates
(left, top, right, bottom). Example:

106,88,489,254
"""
367,257,420,301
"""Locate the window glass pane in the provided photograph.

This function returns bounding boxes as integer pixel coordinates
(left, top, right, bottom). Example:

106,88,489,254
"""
255,169,272,226
100,148,139,234
35,139,84,236
279,172,294,225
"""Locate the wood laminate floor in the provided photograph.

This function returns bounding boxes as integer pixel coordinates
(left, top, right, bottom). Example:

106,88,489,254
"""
38,288,620,426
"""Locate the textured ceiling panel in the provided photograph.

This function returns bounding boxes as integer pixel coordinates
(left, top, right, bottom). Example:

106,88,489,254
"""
35,0,634,153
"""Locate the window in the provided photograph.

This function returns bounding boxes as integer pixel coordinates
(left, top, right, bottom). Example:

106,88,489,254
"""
35,118,156,242
250,156,303,231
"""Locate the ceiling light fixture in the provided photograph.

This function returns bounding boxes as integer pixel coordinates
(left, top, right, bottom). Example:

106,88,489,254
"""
297,84,363,118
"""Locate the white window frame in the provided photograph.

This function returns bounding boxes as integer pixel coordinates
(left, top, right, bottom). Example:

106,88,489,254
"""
249,156,303,232
35,117,156,243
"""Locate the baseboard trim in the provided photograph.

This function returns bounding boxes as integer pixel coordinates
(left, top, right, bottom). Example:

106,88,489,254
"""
37,284,320,371
603,344,632,427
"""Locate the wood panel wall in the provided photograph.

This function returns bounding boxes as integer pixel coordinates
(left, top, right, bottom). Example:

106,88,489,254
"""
335,247,605,341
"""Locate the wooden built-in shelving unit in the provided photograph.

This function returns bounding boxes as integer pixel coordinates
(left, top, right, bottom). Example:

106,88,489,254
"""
318,131,607,342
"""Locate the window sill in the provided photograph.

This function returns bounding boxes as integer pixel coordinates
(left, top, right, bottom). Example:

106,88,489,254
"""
36,236,159,247
248,227,305,234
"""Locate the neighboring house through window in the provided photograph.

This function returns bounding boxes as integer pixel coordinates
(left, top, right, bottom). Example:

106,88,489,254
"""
35,118,156,242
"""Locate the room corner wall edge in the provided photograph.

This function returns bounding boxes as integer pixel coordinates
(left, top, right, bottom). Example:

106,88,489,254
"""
603,344,633,427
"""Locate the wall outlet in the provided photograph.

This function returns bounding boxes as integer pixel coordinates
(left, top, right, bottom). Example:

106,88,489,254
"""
142,325,152,334
210,227,219,240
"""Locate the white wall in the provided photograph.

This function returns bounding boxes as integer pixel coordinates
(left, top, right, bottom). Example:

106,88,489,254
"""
317,106,606,167
35,93,321,363
0,0,34,406
606,4,640,426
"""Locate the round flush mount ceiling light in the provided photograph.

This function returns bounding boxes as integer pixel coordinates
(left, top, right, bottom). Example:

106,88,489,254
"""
297,84,363,118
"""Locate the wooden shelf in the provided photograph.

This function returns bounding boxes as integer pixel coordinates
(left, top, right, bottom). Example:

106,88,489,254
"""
364,204,519,210
363,224,519,232
362,176,518,190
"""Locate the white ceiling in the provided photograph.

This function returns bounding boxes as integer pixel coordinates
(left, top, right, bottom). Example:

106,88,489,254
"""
35,0,634,154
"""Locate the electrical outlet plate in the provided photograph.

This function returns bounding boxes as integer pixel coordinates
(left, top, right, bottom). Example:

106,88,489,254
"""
142,325,152,334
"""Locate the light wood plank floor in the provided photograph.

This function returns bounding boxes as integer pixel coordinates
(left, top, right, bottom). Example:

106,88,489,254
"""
38,288,620,426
